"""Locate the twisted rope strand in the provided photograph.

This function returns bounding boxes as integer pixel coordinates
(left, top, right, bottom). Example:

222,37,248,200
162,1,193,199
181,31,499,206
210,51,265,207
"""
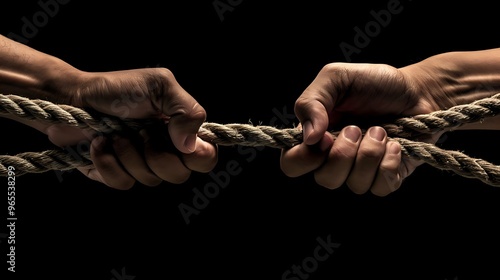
3,92,500,138
2,124,499,186
0,150,92,176
1,93,500,186
197,123,305,149
384,92,500,137
395,138,500,186
0,94,146,133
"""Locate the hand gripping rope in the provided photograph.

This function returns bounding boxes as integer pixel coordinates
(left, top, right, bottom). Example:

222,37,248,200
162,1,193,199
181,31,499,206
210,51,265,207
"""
1,93,500,186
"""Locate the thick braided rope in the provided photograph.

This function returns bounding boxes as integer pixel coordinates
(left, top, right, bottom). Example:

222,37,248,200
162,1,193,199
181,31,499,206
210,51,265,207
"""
1,93,500,186
2,92,500,138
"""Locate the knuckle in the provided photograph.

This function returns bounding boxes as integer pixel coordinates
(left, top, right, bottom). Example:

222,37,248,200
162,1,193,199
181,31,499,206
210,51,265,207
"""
330,145,355,161
349,186,369,195
280,161,301,178
183,143,218,173
320,63,351,78
280,167,298,178
108,178,135,190
294,96,312,114
154,67,175,82
190,104,207,123
378,171,402,193
358,146,384,160
370,187,390,197
169,172,191,184
321,62,343,73
314,173,342,190
140,176,163,187
346,179,370,195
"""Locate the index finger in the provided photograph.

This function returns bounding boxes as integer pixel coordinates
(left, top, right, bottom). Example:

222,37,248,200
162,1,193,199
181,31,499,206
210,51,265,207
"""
294,63,350,145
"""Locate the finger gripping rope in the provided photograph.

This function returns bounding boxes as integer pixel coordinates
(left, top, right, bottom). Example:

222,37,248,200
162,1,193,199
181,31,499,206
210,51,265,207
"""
1,93,500,186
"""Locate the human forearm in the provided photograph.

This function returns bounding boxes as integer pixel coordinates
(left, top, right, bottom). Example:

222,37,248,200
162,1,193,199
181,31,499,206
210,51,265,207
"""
400,48,500,130
0,34,83,104
441,49,500,130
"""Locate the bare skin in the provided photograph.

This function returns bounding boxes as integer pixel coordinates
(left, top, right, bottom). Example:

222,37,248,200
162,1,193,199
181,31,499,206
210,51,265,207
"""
0,34,218,190
2,33,500,193
281,49,500,196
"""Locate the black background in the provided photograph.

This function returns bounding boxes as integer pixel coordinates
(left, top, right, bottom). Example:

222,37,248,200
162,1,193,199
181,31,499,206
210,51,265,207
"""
2,0,500,279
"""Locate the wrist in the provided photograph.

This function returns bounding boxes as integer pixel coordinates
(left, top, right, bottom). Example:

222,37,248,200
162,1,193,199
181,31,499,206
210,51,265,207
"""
0,35,86,105
401,49,500,131
401,49,500,108
43,59,89,105
436,49,500,104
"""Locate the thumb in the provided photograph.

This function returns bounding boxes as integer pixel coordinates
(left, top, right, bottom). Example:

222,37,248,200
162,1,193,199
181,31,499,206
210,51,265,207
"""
161,78,207,154
167,102,206,154
294,96,330,145
294,63,359,145
294,70,339,145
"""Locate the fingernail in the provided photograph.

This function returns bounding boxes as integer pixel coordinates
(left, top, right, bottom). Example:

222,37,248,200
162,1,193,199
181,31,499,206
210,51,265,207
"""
387,141,401,155
368,126,386,141
184,134,197,153
302,121,313,142
344,126,361,143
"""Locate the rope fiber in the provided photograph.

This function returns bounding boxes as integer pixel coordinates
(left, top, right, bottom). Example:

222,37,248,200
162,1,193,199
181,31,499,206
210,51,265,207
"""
1,93,500,186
